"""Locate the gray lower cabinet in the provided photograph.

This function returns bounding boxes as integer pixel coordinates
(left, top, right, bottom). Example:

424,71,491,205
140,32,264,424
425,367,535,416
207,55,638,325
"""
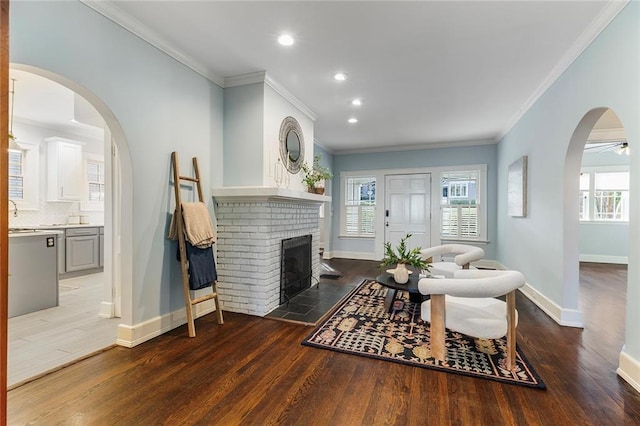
99,227,104,268
66,227,100,272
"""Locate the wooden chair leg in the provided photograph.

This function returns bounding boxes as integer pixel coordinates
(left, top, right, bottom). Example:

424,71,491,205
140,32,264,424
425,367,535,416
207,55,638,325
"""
430,294,446,362
505,291,517,371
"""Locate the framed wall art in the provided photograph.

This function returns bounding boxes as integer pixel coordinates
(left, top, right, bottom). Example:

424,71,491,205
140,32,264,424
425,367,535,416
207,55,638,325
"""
508,156,528,217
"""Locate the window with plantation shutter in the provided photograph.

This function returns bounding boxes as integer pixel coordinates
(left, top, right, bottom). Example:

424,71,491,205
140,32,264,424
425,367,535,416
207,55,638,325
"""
87,160,105,202
9,149,24,200
344,176,376,236
441,171,480,240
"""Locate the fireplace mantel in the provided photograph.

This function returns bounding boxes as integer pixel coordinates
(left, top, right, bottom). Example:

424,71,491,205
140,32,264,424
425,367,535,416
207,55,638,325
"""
212,186,331,204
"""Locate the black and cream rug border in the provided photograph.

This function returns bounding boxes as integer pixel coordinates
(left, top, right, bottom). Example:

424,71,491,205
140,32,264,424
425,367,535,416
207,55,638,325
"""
302,279,546,389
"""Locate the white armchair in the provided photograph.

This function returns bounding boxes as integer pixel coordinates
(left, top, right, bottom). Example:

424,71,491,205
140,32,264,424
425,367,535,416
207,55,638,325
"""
418,269,526,371
420,244,485,278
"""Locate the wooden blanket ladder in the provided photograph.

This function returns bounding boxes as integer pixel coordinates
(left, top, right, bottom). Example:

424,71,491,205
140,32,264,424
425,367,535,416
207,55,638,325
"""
171,151,223,337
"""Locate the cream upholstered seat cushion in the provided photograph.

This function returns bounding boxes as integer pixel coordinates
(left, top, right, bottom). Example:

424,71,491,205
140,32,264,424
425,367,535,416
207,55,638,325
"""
420,244,485,278
418,269,525,339
428,262,466,278
421,296,517,339
418,269,525,369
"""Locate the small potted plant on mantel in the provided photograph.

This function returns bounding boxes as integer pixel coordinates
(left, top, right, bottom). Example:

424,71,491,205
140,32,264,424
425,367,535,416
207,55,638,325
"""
301,154,333,194
380,233,430,284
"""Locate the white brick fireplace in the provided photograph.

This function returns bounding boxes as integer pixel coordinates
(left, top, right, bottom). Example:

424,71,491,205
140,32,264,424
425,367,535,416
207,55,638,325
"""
212,187,330,316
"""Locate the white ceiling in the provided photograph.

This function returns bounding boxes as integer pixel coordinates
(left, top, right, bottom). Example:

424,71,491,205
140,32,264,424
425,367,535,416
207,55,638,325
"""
78,1,628,152
9,68,104,142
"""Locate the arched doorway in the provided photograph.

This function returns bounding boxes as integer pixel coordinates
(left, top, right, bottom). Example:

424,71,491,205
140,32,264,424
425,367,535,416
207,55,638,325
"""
565,107,630,371
7,64,133,385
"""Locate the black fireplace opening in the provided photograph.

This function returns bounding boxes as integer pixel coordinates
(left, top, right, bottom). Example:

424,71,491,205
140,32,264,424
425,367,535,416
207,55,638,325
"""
280,234,312,305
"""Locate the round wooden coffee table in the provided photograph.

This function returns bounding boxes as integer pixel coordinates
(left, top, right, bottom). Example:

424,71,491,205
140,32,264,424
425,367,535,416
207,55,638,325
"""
375,272,428,313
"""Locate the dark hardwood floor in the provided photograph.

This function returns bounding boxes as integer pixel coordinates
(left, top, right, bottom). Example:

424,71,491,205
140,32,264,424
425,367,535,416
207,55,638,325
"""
7,260,640,425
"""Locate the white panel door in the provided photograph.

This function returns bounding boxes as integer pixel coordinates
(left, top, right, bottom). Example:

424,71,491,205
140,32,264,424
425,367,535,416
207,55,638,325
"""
384,174,431,252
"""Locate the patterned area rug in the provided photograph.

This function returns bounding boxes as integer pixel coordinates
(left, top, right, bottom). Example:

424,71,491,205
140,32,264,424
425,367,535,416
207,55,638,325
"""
302,280,546,389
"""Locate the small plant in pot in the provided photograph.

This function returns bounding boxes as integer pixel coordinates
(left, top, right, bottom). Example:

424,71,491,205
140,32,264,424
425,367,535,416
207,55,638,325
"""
380,233,430,283
301,154,332,194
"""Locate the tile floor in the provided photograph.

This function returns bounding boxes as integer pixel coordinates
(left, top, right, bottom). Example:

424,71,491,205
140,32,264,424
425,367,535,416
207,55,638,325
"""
8,272,120,388
266,279,359,325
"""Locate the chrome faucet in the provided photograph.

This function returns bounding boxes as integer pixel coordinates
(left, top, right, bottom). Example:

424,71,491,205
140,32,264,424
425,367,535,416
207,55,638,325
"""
9,199,18,217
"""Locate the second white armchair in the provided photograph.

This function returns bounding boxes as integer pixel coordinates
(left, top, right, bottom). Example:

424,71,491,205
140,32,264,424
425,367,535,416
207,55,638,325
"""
420,244,485,278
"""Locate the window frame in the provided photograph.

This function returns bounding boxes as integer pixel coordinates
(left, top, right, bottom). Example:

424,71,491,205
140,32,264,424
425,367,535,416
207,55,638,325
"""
8,140,39,211
81,153,106,212
339,172,377,238
439,165,487,243
579,165,629,223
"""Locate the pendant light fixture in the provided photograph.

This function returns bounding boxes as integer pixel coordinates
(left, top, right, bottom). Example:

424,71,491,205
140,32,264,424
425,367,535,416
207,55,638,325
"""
8,77,21,151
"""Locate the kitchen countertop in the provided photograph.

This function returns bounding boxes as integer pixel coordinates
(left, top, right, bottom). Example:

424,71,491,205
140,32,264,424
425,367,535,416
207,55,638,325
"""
9,229,64,238
33,224,104,229
8,224,104,238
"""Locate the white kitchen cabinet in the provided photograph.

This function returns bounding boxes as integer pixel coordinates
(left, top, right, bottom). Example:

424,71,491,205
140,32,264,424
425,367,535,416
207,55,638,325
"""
66,227,99,272
46,137,83,201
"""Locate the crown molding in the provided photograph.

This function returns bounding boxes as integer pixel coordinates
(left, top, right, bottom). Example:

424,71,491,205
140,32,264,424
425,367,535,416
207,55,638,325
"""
264,74,317,121
497,0,629,141
225,71,317,121
223,71,267,88
334,138,498,155
313,139,335,155
14,116,104,143
80,0,225,87
80,0,319,123
587,127,627,142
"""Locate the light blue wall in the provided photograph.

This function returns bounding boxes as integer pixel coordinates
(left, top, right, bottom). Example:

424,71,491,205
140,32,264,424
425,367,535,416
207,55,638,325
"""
11,1,225,324
314,144,334,187
223,83,264,186
580,150,630,262
496,1,639,362
580,223,628,261
330,143,498,259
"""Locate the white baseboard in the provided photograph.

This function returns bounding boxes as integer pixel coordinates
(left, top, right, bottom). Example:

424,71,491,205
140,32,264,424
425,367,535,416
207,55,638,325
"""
99,301,114,318
116,299,218,348
519,283,584,328
580,254,628,264
332,251,378,261
618,350,640,393
489,260,584,327
322,250,333,259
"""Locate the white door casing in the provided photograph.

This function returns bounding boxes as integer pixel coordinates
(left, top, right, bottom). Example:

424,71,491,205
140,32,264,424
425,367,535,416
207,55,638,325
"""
384,173,431,252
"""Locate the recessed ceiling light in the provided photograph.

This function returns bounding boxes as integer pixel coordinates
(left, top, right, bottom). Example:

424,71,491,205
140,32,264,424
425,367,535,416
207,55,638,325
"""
333,72,348,81
348,118,358,124
351,98,363,106
277,34,294,46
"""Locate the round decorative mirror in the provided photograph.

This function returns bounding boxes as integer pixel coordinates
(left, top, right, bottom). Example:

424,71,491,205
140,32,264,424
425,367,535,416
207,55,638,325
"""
279,116,305,174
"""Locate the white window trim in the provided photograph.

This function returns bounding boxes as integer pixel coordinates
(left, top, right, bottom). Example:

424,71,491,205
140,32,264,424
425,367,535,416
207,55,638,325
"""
9,140,39,211
337,165,488,260
81,152,105,212
339,171,377,239
438,164,488,243
579,165,629,223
